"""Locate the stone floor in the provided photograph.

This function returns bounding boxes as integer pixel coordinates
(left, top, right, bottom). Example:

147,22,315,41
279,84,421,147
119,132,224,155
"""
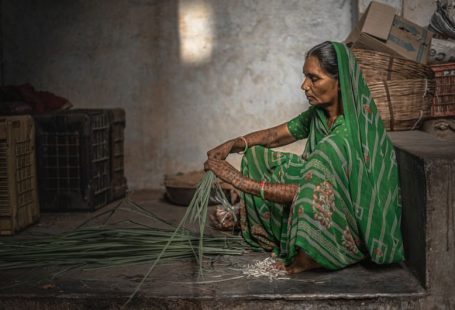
0,190,425,309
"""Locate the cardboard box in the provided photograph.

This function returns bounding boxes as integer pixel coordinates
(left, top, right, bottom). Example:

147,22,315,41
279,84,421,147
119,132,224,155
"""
429,38,455,64
345,1,433,64
357,0,402,16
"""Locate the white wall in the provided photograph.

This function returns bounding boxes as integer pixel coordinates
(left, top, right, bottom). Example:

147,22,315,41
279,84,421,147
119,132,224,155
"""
3,0,352,188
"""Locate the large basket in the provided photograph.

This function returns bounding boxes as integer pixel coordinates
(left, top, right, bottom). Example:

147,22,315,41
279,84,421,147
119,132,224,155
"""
430,62,455,117
368,79,436,131
352,48,434,83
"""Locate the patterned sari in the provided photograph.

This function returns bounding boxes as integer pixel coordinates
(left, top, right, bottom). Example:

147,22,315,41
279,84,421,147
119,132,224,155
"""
239,42,405,269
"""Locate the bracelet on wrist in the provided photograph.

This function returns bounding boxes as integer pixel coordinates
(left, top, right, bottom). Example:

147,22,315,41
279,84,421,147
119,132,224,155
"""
259,180,266,200
238,136,248,154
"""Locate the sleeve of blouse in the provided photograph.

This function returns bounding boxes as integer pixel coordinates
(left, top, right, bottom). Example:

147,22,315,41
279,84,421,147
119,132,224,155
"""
287,107,314,140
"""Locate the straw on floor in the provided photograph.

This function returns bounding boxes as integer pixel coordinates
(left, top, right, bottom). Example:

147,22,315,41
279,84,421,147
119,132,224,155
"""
0,171,246,306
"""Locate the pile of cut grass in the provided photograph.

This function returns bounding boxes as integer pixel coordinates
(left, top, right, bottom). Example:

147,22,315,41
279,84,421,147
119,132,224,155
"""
0,171,245,305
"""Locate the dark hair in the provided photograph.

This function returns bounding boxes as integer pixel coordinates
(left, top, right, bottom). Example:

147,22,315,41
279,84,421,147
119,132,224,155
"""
305,41,339,80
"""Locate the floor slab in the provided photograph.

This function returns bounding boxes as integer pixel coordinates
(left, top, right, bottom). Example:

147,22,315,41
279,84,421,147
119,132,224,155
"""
0,190,425,309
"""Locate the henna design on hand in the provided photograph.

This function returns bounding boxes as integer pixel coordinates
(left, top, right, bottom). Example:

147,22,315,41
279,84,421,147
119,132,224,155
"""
207,136,250,160
205,122,300,203
207,140,235,160
204,159,242,184
206,122,296,162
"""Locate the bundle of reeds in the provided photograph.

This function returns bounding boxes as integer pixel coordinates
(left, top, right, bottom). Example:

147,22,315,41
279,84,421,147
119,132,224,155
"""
0,171,243,306
368,79,436,131
352,48,434,82
0,227,244,270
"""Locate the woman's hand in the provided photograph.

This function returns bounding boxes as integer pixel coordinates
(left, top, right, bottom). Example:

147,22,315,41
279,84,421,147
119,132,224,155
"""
204,158,242,187
207,140,237,160
207,122,296,160
204,158,299,204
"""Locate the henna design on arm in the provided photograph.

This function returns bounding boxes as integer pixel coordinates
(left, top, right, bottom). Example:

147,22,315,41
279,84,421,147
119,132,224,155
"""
241,123,296,150
205,159,298,204
207,121,296,161
262,182,299,204
232,176,299,204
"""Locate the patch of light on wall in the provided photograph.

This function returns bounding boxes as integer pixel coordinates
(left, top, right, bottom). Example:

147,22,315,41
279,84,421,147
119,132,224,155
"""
178,0,214,65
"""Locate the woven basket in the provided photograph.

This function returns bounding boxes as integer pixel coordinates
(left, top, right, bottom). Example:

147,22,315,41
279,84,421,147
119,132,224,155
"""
368,79,436,131
352,48,434,83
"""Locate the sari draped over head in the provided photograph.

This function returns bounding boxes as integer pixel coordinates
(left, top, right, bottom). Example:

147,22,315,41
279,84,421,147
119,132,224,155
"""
239,42,404,269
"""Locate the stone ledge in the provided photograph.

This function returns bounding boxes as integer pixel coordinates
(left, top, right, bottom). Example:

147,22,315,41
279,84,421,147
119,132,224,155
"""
390,130,455,300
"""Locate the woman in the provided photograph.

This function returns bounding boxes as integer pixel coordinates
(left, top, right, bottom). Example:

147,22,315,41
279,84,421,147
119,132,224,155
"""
204,41,404,274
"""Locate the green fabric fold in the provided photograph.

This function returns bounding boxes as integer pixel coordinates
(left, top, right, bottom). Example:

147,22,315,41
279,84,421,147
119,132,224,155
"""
239,42,404,269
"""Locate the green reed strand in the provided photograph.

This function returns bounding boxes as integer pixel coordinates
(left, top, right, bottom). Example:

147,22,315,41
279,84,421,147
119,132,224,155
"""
123,171,218,306
0,171,244,307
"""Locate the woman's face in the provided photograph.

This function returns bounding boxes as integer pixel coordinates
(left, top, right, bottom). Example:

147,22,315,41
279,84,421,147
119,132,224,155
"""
301,56,339,108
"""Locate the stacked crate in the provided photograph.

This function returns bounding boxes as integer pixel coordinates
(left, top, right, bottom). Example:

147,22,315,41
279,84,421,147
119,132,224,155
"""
0,115,39,234
67,108,127,200
431,63,455,118
34,108,127,211
108,109,127,200
34,110,111,211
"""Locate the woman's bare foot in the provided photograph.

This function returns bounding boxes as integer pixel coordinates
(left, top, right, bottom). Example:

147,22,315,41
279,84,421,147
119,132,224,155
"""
272,249,320,274
285,248,320,274
209,205,239,231
274,259,286,271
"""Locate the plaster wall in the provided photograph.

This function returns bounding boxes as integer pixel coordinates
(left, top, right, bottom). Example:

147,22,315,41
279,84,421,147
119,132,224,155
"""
3,0,351,189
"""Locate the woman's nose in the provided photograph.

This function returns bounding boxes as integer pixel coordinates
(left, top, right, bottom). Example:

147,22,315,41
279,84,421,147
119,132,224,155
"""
301,79,310,91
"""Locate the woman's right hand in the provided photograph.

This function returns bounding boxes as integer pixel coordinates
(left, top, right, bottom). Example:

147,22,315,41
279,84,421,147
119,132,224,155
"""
207,139,237,160
207,123,295,161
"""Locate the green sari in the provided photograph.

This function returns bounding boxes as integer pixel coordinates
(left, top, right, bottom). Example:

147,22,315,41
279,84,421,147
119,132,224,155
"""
239,42,404,269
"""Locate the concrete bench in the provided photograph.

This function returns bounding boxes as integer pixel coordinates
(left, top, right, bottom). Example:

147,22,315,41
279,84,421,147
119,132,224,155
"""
390,130,455,309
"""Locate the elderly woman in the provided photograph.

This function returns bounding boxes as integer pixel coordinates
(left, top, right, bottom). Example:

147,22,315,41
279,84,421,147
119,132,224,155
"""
204,41,404,274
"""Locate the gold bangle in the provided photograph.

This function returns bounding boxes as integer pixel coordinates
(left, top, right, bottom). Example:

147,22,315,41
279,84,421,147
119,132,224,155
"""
238,136,248,154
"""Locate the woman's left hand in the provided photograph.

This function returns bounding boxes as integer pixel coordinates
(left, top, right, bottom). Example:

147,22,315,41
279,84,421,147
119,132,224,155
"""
204,158,242,187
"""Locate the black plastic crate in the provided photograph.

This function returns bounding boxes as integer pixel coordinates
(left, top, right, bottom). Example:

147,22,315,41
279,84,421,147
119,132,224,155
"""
64,108,127,201
34,110,111,211
108,109,127,200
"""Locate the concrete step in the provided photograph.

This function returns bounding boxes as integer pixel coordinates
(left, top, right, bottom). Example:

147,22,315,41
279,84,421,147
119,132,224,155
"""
0,190,424,309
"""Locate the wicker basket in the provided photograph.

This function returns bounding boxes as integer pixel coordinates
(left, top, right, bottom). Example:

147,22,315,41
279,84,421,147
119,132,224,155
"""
368,79,436,131
430,62,455,118
352,48,434,83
